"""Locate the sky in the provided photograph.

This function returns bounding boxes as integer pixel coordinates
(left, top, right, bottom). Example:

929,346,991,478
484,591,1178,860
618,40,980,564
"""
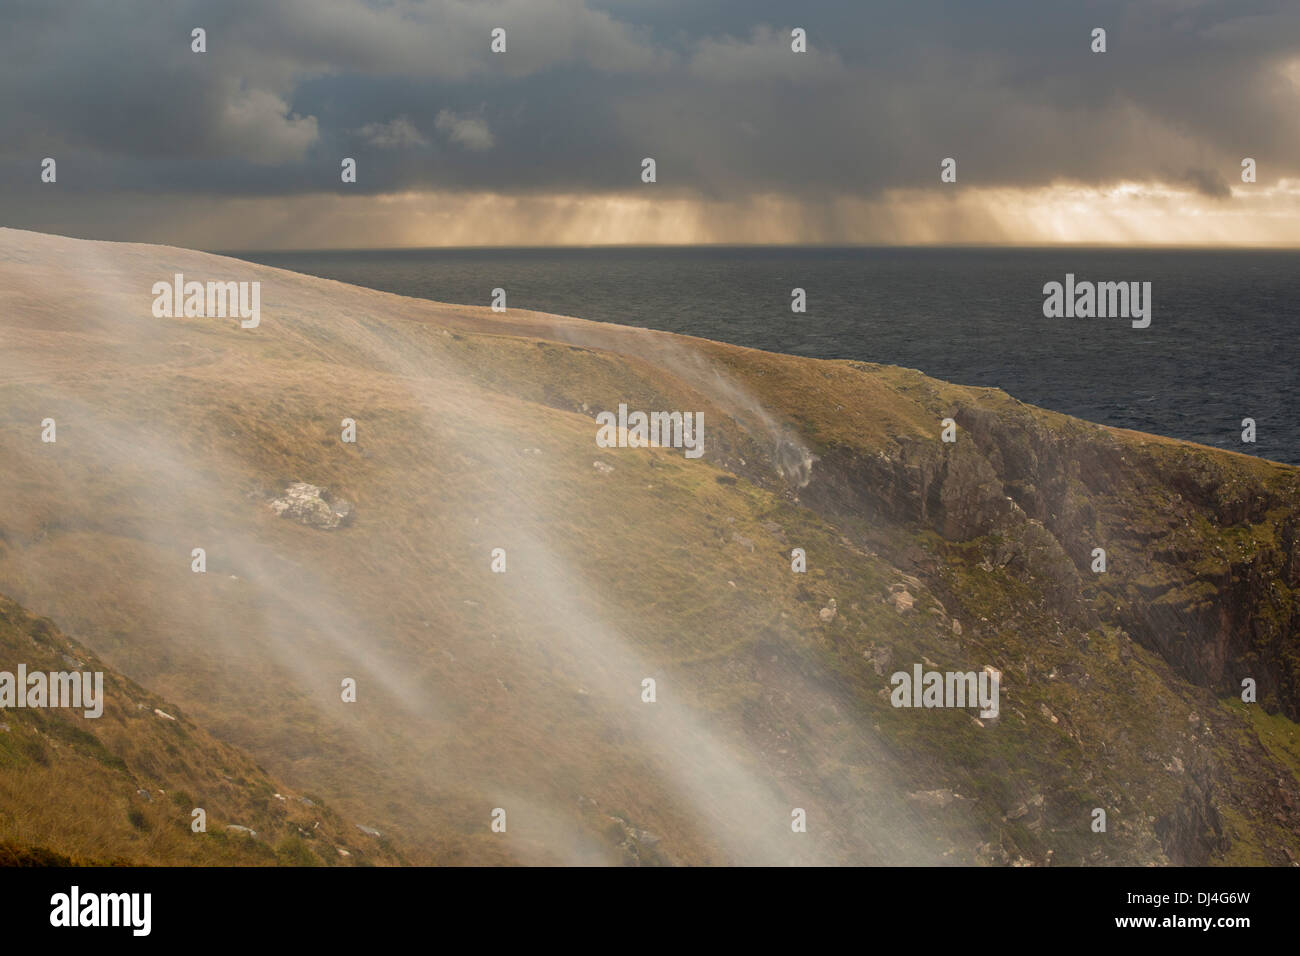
3,0,1300,248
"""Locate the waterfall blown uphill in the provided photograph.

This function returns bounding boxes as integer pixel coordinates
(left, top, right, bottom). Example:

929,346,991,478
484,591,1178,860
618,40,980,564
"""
0,227,1297,867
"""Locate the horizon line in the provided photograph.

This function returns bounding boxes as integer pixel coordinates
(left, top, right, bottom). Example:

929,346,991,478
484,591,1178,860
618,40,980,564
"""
211,240,1300,256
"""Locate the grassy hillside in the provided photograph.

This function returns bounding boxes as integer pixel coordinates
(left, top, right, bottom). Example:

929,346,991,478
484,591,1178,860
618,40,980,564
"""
0,595,403,865
0,227,1296,865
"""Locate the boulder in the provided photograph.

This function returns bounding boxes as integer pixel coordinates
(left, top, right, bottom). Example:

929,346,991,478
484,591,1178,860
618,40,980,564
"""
270,482,353,530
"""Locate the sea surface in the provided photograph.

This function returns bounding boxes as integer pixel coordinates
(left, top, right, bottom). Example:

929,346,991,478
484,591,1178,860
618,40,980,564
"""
233,247,1299,466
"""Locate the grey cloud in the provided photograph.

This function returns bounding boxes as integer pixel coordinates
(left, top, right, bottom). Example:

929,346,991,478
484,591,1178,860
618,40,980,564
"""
1,0,1298,229
1176,166,1233,199
359,117,429,149
435,110,494,151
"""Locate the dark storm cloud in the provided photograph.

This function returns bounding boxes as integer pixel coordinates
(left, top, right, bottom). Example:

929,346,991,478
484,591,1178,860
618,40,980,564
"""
1176,166,1233,198
1,0,1299,205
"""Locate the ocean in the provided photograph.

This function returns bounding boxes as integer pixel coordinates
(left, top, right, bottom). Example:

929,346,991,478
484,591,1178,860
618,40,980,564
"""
233,247,1299,466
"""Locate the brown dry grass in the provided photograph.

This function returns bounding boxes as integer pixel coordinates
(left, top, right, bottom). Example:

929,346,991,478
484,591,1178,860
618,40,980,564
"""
0,227,1295,866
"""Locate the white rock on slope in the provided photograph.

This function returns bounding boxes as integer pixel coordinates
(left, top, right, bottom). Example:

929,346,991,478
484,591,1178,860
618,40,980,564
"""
269,482,352,530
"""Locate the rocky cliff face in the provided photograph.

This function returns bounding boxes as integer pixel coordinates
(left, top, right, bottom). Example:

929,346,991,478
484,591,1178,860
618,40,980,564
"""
795,393,1300,721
